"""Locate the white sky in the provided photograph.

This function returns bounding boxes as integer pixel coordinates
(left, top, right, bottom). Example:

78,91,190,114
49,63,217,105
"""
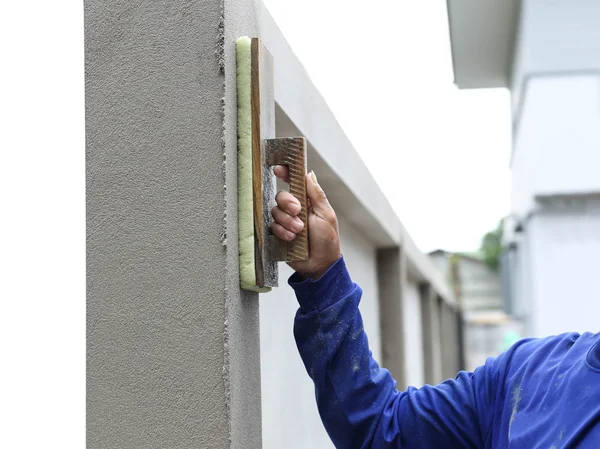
263,0,512,253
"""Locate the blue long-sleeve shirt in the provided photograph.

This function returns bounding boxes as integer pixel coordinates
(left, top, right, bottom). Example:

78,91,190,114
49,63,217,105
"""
290,257,600,449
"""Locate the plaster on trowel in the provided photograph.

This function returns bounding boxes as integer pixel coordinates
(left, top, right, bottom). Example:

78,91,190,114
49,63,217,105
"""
236,37,309,292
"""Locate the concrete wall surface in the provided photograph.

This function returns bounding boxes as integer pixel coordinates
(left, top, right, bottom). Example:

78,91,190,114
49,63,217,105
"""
87,0,264,448
86,0,245,447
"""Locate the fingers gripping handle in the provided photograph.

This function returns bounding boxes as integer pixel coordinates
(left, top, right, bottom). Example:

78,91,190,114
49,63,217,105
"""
266,137,309,262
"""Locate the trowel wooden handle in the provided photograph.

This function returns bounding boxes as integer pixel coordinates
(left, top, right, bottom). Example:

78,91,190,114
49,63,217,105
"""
266,137,309,262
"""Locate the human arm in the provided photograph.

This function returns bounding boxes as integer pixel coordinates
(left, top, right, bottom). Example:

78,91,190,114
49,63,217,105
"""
271,168,502,449
291,260,501,449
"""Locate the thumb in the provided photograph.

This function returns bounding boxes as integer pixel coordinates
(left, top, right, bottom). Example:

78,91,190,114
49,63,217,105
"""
306,171,331,217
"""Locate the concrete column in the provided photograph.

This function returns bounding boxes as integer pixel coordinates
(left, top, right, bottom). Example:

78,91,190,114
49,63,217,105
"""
440,302,460,381
86,1,261,448
377,246,407,388
440,302,449,380
420,284,443,385
456,309,466,372
451,308,461,375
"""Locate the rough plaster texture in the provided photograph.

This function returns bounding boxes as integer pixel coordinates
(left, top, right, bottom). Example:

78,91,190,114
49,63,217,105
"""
222,2,266,448
259,218,379,449
86,0,261,447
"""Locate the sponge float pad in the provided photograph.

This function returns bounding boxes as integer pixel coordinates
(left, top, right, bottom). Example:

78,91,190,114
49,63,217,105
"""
236,37,271,293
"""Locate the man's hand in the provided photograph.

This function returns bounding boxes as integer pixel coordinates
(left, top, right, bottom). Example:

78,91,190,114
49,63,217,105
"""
271,167,341,280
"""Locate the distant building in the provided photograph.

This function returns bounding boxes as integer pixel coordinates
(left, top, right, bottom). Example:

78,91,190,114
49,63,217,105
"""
446,0,600,338
429,250,522,371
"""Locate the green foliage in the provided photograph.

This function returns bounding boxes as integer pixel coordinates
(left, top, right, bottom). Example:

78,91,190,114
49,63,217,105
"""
449,252,461,267
480,219,504,271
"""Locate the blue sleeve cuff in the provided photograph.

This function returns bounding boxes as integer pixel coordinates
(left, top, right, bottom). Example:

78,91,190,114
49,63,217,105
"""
288,256,355,313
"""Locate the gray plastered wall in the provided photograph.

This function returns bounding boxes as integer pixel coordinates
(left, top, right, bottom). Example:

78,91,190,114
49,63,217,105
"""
86,0,261,447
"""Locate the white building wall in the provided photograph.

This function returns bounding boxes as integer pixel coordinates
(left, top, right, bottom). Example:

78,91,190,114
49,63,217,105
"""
259,216,380,449
528,206,600,338
402,280,425,388
508,0,600,340
511,75,600,216
511,0,600,113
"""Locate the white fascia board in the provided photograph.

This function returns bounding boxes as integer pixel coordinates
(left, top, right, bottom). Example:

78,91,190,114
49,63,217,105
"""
446,0,520,89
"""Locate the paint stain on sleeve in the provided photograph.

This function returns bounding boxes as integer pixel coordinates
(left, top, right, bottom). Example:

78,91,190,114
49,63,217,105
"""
508,384,522,441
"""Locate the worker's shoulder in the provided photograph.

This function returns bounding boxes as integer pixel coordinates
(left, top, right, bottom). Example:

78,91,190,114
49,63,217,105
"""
502,331,597,371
